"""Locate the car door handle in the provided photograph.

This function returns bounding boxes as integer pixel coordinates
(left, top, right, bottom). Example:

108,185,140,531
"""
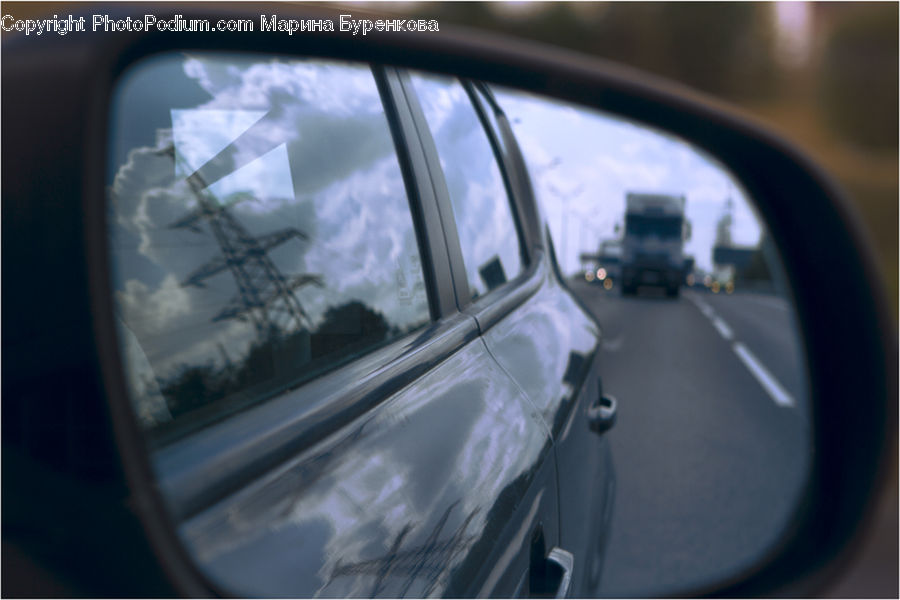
587,393,617,434
545,548,574,599
526,547,574,599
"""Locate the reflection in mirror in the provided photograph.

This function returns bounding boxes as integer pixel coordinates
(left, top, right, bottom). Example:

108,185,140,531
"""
495,87,811,596
107,52,812,599
108,53,430,442
408,71,523,300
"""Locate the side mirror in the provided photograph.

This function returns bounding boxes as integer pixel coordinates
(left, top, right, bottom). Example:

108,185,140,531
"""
2,4,895,598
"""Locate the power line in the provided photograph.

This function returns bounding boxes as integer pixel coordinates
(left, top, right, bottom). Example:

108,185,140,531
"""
159,143,323,339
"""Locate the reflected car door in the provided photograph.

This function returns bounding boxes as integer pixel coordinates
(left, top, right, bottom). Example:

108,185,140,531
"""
124,60,564,598
173,316,560,597
397,70,572,596
462,84,615,595
390,67,565,597
481,241,615,596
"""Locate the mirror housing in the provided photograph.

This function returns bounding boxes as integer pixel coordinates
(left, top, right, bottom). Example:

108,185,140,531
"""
2,4,895,597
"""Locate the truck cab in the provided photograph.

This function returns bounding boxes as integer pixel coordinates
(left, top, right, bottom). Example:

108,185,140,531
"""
620,192,687,298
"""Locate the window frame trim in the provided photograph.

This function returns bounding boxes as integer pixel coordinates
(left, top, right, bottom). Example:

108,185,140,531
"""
395,69,474,310
472,82,545,257
462,80,533,268
400,70,539,327
376,66,459,321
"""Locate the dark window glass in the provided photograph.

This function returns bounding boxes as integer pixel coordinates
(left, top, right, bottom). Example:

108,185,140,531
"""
409,73,523,301
109,53,429,437
625,215,683,239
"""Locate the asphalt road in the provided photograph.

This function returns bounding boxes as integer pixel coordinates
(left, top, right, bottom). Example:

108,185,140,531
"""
567,280,812,597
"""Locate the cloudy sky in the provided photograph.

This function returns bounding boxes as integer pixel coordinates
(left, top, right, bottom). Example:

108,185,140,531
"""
109,54,430,426
493,88,765,274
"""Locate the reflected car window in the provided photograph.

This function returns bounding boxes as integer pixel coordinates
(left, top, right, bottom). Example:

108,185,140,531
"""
470,86,508,157
409,73,523,301
108,54,430,439
626,214,683,238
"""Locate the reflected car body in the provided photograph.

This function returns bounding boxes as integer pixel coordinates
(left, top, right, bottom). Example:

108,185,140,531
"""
168,262,613,597
2,30,615,598
6,4,892,599
152,72,616,598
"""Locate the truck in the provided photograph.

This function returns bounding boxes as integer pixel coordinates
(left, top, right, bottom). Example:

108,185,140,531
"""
620,192,687,298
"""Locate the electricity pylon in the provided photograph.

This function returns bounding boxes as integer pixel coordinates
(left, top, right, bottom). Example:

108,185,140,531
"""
159,144,322,337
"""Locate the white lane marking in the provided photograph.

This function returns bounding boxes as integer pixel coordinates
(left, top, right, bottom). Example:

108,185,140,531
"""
687,292,715,318
602,334,625,352
733,342,795,407
688,290,794,408
711,317,734,341
687,293,726,334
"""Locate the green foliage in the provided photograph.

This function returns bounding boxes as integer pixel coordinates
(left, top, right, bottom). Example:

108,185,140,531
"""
160,301,394,421
161,363,227,420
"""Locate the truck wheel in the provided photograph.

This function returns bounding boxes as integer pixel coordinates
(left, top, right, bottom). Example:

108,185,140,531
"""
666,286,680,298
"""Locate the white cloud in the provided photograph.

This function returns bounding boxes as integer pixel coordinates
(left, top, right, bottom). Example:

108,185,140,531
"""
117,273,192,336
111,53,432,400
